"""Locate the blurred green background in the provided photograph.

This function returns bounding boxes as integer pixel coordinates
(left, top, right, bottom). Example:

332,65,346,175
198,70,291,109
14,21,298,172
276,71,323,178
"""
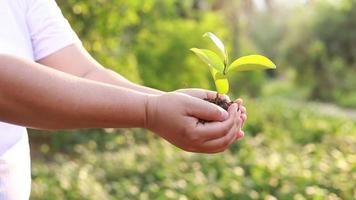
30,0,356,199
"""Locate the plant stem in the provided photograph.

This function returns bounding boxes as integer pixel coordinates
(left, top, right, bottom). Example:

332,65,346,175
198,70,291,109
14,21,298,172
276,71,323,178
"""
215,92,219,102
223,57,229,75
223,51,228,75
223,61,227,75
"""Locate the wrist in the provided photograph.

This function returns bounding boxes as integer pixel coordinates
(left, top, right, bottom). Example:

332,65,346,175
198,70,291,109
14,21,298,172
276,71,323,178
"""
142,94,156,130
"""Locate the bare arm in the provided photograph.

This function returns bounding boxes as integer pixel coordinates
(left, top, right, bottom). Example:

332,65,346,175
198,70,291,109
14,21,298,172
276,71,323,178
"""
34,44,247,142
36,44,242,104
0,54,148,130
0,54,244,153
0,53,245,153
37,43,164,95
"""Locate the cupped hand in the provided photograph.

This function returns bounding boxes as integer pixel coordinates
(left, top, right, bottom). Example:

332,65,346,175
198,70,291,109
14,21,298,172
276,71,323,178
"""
176,88,247,141
145,92,244,153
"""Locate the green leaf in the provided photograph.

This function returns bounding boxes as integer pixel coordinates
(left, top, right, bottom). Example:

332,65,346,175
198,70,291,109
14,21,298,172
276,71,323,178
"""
190,48,224,73
190,47,229,94
210,67,229,94
203,32,229,66
227,55,276,73
203,32,228,65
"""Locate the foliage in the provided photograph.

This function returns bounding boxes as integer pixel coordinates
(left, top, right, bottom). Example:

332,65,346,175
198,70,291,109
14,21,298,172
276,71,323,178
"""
278,0,356,104
57,0,229,91
28,0,356,199
30,98,356,199
191,32,276,94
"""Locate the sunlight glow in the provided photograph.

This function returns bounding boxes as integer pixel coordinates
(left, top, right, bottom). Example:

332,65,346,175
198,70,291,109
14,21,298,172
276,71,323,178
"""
253,0,309,11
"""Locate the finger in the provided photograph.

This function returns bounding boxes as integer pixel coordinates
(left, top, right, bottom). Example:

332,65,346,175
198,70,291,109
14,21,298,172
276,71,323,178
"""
203,90,230,102
202,104,238,144
216,94,231,102
202,118,237,152
236,112,243,130
241,114,247,123
235,98,243,106
233,112,243,137
187,97,229,122
202,121,244,154
235,130,245,142
205,92,230,102
228,112,241,146
240,106,247,114
230,99,243,112
194,103,238,140
179,88,213,99
196,89,230,102
233,116,244,142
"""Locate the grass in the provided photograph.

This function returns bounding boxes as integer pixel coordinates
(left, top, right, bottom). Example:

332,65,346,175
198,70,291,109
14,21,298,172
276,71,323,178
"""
30,97,356,200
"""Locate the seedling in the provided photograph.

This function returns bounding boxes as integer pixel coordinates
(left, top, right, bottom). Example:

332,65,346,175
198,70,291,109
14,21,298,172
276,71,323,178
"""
191,32,276,106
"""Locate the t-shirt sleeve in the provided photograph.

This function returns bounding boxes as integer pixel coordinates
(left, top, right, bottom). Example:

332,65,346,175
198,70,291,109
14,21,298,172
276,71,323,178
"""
26,0,81,61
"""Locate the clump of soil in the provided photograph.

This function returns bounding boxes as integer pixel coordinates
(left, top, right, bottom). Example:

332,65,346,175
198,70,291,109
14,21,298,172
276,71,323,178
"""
204,97,232,111
198,96,234,124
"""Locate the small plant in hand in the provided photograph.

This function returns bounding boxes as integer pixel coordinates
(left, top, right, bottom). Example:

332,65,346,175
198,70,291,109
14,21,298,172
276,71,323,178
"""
191,32,276,111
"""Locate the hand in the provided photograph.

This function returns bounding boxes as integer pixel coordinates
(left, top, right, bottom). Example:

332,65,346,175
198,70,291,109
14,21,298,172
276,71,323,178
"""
176,88,247,140
145,92,243,153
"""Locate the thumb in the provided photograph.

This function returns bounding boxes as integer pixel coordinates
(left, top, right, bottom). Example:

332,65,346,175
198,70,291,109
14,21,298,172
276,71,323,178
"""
187,97,228,122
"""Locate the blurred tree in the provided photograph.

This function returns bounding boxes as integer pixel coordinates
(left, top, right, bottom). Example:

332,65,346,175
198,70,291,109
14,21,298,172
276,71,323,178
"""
57,0,222,90
280,0,356,102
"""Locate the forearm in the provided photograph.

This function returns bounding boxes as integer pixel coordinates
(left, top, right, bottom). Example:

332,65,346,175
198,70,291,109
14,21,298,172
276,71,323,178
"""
37,44,164,96
0,54,148,130
83,67,165,95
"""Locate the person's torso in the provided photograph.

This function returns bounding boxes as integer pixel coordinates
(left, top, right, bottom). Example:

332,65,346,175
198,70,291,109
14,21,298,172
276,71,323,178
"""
0,0,33,155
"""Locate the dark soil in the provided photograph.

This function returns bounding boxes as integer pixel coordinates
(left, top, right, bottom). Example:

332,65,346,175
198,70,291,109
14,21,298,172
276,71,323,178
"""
198,97,233,124
204,97,233,111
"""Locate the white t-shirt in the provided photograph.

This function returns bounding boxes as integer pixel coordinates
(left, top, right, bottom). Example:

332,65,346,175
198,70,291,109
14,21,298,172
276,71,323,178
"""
0,0,80,199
